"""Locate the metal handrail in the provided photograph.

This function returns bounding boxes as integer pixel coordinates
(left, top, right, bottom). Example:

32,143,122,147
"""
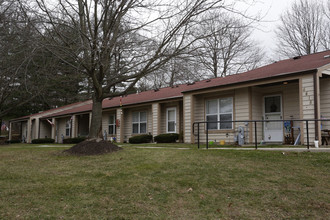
192,119,330,150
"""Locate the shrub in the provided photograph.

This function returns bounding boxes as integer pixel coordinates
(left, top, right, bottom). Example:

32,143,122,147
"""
154,133,179,143
31,138,55,144
5,139,21,144
129,134,153,144
63,137,87,144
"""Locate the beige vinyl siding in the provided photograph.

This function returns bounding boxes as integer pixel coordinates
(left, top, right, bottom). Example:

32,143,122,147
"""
160,101,181,134
192,89,237,144
183,95,192,143
300,75,316,143
71,115,77,138
251,87,263,143
31,120,36,140
251,82,300,143
39,120,51,139
235,88,250,141
56,117,71,141
320,77,330,130
102,110,117,140
152,103,160,136
190,82,300,144
123,106,152,142
116,109,123,142
21,121,28,141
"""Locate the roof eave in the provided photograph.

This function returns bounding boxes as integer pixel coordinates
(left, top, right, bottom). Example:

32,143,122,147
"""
181,69,318,94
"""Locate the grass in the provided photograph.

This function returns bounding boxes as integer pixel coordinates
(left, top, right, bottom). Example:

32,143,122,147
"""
0,144,329,219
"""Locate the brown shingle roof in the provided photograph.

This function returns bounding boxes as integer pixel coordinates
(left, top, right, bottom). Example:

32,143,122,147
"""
182,50,330,93
18,50,330,120
11,100,92,122
42,83,191,118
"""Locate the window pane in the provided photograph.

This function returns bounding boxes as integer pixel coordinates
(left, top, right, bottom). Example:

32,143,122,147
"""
140,112,147,122
109,115,115,124
206,100,218,114
220,97,233,113
66,129,70,136
132,112,139,122
206,115,218,130
109,125,114,134
140,123,147,133
220,114,232,129
168,121,175,132
265,96,281,113
168,110,175,121
133,123,139,133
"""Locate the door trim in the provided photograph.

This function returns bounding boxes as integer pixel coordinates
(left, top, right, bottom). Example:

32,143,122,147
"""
263,94,283,142
166,107,176,133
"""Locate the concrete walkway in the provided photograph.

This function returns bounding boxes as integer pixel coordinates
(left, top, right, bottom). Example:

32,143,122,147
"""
131,146,330,152
209,147,330,152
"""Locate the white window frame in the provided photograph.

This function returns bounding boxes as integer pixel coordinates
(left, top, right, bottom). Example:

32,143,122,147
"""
166,107,177,133
205,97,233,130
108,114,116,135
132,111,147,134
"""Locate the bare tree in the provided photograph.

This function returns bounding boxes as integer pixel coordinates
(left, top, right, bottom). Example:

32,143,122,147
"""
320,1,330,50
23,0,226,140
137,52,206,90
193,12,264,78
275,0,329,57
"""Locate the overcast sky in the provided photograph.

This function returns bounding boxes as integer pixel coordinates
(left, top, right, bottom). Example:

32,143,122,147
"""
236,0,297,59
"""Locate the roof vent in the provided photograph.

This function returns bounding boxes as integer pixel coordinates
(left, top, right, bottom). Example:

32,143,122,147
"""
293,56,301,60
154,88,159,92
324,55,330,59
187,82,195,85
206,79,211,82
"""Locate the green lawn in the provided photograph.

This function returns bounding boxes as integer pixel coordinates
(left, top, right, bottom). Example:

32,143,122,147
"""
0,144,329,219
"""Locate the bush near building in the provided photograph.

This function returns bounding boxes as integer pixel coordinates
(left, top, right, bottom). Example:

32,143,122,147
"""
31,138,55,144
154,133,179,143
129,134,153,144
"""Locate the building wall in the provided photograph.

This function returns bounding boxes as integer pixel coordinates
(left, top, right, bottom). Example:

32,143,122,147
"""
192,89,245,144
159,101,181,134
320,77,330,130
39,120,51,139
31,120,36,140
183,95,193,143
102,110,117,140
300,75,316,144
77,114,89,137
189,82,300,144
251,87,263,142
20,121,28,142
122,105,152,143
251,82,300,143
56,117,71,142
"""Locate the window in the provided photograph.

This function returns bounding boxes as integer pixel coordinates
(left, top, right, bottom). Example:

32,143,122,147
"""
132,111,147,134
206,97,233,130
108,115,116,135
65,120,71,136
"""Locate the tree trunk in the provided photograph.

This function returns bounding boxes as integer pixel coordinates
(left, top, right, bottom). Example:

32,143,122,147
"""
89,96,103,140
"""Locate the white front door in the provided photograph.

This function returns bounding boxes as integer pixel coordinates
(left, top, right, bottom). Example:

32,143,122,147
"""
264,95,283,142
166,107,176,133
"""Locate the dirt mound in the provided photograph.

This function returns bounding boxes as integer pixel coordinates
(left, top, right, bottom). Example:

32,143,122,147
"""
63,140,122,155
